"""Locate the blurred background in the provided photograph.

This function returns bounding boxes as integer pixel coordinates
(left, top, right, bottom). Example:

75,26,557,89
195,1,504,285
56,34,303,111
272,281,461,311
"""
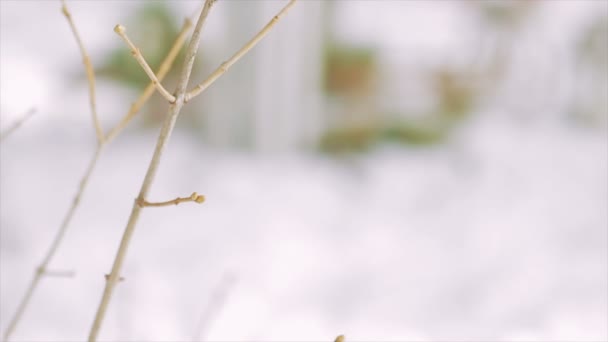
0,0,606,341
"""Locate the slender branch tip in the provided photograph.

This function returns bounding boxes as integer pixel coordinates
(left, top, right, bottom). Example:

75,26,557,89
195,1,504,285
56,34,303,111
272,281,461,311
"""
114,24,125,34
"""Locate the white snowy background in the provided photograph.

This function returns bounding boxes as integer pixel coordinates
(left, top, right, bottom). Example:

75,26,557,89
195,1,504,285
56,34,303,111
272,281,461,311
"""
1,1,606,341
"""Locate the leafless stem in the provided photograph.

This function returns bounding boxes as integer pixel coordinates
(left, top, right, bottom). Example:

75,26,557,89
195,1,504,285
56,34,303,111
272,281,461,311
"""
43,269,76,278
192,274,236,341
1,5,192,342
0,108,36,142
88,1,216,340
137,192,205,207
185,0,297,102
113,25,177,103
104,274,125,282
105,18,193,144
2,145,102,342
61,0,104,145
88,0,296,339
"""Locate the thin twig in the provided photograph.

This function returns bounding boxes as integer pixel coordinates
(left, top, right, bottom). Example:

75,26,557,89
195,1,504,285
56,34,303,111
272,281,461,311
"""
61,0,104,145
89,0,296,339
2,145,102,342
137,192,205,207
192,274,236,341
185,0,297,102
113,25,177,103
0,108,36,142
1,5,193,342
105,18,193,144
42,269,76,278
88,1,217,340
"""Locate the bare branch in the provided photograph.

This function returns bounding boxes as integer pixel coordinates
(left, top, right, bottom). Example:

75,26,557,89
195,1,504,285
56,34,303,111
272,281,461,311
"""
61,0,104,145
43,269,76,278
2,145,103,341
105,18,193,144
88,0,297,339
104,274,125,282
137,192,205,207
192,274,236,341
113,24,177,103
0,108,36,142
88,1,217,340
2,6,198,342
185,0,297,102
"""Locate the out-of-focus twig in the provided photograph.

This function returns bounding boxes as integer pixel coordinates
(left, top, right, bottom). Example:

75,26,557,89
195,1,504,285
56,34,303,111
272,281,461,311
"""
192,273,237,341
61,0,104,145
0,108,36,142
1,3,192,341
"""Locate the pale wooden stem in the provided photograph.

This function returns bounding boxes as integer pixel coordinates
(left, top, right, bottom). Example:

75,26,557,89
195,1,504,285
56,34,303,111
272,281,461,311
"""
2,272,41,342
2,145,103,341
2,4,192,342
61,0,104,144
185,0,297,102
105,18,193,144
88,1,216,340
113,25,177,103
0,108,36,142
43,269,76,278
104,274,124,282
137,192,205,207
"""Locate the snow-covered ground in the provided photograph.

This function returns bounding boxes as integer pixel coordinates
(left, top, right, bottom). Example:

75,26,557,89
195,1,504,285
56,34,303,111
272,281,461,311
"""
1,113,606,341
1,0,606,341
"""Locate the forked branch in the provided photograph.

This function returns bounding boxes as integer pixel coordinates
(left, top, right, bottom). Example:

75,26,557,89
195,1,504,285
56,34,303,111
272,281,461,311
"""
105,18,193,143
89,0,296,340
61,0,104,144
113,25,177,103
88,1,217,340
185,0,297,102
2,4,193,342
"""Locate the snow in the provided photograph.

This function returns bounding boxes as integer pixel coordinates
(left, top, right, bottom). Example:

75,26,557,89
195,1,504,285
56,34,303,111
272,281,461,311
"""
1,115,606,341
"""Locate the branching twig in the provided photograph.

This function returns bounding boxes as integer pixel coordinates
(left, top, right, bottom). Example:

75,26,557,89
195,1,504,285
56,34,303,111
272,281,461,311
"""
42,269,76,278
89,0,296,340
113,25,177,103
137,192,205,207
185,0,297,102
88,1,217,340
105,18,193,144
0,108,36,142
1,4,193,342
61,0,104,145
